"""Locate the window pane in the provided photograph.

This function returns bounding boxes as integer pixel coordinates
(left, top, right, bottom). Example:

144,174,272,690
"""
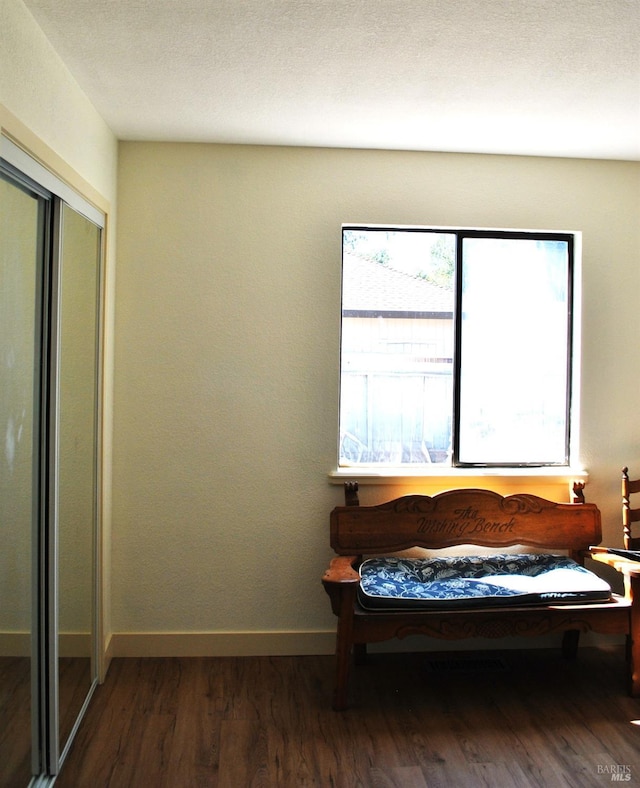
457,237,570,464
339,229,455,465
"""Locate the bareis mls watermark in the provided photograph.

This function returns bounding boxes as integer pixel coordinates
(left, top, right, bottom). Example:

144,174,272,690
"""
597,764,632,781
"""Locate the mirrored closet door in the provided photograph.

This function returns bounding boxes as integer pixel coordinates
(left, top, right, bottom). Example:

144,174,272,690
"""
0,166,43,788
56,202,101,762
0,138,103,786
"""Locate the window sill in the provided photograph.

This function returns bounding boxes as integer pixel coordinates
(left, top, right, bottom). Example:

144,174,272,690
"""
329,466,588,488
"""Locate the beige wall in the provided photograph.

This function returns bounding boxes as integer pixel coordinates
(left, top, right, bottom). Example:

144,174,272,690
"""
114,142,640,653
1,0,118,664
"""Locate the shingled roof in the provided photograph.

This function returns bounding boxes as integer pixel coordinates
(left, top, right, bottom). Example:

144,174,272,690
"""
342,252,453,315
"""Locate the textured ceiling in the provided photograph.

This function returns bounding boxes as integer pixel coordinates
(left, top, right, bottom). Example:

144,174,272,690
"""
21,0,640,159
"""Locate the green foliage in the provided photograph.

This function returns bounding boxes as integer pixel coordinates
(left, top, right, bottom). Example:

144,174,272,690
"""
343,229,455,283
418,235,455,288
343,230,390,266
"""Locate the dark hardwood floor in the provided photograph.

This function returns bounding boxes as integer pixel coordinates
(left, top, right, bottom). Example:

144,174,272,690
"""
0,656,92,788
0,657,31,788
56,645,640,787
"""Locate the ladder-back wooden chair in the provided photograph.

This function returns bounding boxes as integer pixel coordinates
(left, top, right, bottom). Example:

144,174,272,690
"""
622,467,640,550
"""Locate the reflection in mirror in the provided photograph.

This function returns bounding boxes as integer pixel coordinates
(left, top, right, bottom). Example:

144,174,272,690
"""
57,204,100,756
0,176,41,785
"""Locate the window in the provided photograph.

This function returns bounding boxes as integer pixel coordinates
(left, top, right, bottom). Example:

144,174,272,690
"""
339,226,578,468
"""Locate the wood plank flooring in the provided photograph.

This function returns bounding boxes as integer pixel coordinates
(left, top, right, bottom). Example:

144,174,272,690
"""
0,657,31,788
0,655,93,788
56,645,640,787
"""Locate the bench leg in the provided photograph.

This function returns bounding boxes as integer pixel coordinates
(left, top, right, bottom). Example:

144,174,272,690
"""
629,575,640,696
333,590,356,711
562,629,580,659
333,633,352,711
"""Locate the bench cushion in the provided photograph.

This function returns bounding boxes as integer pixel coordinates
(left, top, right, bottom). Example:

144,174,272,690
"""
358,554,612,610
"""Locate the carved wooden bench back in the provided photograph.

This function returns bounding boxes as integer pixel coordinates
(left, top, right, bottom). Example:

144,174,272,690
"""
330,488,601,558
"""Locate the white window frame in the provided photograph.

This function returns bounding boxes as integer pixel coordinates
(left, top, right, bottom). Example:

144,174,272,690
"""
331,224,584,487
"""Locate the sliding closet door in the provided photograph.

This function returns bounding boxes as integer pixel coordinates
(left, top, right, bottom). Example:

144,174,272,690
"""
0,174,45,786
56,203,101,759
1,137,104,784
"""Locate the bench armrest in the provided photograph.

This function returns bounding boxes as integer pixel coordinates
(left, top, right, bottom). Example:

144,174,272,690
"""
322,556,360,617
322,556,360,585
591,546,640,575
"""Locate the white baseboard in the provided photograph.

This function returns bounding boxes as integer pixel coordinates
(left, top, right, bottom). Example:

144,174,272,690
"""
0,631,91,657
104,629,624,659
59,633,92,658
108,630,338,658
0,632,30,656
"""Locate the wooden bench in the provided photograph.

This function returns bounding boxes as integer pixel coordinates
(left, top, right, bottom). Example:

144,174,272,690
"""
322,484,636,710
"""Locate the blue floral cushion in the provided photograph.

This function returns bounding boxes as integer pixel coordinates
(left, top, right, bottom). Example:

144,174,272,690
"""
358,554,612,610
